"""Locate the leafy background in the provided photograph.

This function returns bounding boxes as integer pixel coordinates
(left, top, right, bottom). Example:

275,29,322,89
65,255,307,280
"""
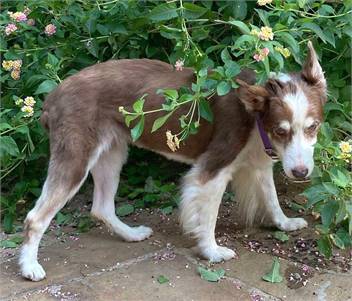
0,0,351,257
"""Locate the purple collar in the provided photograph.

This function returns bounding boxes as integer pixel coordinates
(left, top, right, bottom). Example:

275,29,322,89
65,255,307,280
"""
255,113,278,159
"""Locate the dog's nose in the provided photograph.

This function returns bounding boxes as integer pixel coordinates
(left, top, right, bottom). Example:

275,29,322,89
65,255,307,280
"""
291,166,308,178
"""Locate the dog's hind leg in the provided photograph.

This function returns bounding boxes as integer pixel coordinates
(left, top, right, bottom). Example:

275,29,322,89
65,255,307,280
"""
90,141,153,242
20,154,92,281
180,164,235,262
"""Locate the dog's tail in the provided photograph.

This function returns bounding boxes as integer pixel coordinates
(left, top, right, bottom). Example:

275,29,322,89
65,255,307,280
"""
231,167,267,226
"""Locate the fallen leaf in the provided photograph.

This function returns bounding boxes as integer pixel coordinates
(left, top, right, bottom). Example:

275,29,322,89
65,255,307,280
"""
273,231,289,242
262,257,283,283
197,266,225,282
157,275,169,284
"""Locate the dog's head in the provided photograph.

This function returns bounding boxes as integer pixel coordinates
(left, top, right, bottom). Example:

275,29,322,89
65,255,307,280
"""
237,42,327,179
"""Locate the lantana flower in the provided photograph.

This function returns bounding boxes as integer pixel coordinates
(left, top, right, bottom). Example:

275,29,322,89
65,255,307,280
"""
2,59,22,80
5,23,17,36
27,19,35,26
175,59,184,71
259,26,274,41
24,96,36,107
166,130,180,152
10,69,21,80
15,98,24,106
253,48,270,62
257,0,272,6
340,141,352,153
275,46,291,58
21,105,34,117
338,141,352,162
44,24,56,36
2,60,13,71
8,11,27,22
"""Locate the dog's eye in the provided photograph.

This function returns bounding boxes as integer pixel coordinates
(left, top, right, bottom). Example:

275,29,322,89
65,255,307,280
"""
305,121,319,133
274,127,287,136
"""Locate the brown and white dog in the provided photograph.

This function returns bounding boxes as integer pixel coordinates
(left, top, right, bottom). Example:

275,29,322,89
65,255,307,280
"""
20,42,326,281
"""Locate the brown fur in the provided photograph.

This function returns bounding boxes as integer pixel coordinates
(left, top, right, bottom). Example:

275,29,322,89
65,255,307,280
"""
42,59,258,181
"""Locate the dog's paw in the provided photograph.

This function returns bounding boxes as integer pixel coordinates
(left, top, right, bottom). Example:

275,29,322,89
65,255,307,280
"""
201,246,236,263
21,261,46,281
124,225,153,242
277,217,308,231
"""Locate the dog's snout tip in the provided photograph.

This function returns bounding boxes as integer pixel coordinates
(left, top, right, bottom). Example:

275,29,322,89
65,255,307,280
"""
291,167,308,179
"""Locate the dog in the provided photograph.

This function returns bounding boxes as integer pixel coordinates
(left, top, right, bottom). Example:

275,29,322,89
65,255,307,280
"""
20,41,326,281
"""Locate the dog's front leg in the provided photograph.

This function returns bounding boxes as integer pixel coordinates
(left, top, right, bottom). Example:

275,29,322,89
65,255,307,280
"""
180,165,235,262
259,167,308,231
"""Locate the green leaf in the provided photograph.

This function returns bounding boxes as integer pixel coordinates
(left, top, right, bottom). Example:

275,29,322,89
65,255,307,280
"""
277,32,300,54
108,23,128,35
317,236,332,258
151,112,173,133
330,170,350,188
0,136,20,157
321,201,339,227
217,81,231,96
0,240,17,248
197,266,225,282
125,115,138,127
157,275,169,284
199,99,213,122
0,122,12,131
116,204,134,217
56,212,72,226
34,80,58,95
273,231,289,242
133,98,145,113
162,89,178,101
221,48,232,63
300,23,327,44
225,61,241,78
262,257,283,283
131,116,145,142
161,206,173,215
330,234,345,249
228,20,250,34
47,53,59,67
183,3,207,19
149,3,178,22
3,214,14,234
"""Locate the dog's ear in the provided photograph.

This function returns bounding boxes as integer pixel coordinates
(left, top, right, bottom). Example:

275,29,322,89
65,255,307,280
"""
301,41,327,97
236,79,269,112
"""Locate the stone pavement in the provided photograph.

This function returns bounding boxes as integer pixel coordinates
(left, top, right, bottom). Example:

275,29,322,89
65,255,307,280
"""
0,200,351,301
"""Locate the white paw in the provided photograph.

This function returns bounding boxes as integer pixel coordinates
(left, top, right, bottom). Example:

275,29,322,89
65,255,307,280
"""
124,225,153,242
277,217,308,231
21,261,46,281
201,245,236,263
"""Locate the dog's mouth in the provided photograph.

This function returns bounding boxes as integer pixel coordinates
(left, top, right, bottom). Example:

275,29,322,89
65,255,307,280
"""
281,171,311,183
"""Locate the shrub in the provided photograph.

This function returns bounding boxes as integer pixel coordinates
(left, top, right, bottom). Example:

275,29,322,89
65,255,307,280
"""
1,0,351,256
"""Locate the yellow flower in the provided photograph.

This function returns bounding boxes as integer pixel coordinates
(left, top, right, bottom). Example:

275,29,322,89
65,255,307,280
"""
257,0,272,6
2,60,13,71
15,98,24,106
339,141,352,153
275,46,291,58
21,105,34,117
118,106,124,113
259,26,274,41
165,130,179,152
12,60,22,70
24,96,36,107
11,69,20,80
